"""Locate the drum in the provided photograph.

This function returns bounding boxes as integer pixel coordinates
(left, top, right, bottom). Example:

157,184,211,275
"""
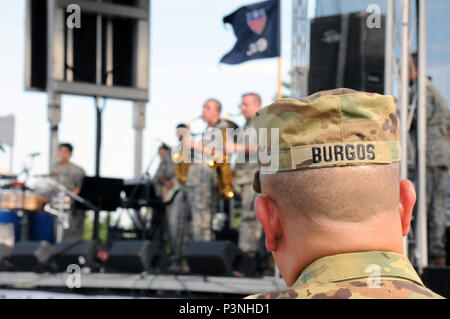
0,209,21,242
0,190,46,211
28,212,55,244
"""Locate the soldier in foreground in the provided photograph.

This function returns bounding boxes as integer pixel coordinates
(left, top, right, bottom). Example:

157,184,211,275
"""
246,88,443,299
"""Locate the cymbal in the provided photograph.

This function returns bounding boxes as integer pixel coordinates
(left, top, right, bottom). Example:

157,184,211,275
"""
33,173,59,178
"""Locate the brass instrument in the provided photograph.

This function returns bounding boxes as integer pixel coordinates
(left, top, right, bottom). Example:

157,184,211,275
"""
209,117,239,200
173,152,189,184
172,116,201,184
173,114,241,199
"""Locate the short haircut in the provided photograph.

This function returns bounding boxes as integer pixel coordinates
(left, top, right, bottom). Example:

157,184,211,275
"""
58,143,73,153
242,92,262,105
261,163,400,223
206,98,222,113
159,143,170,152
176,123,188,129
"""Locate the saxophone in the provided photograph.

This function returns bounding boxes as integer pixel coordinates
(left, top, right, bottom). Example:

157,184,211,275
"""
173,152,189,184
209,116,239,200
172,117,201,184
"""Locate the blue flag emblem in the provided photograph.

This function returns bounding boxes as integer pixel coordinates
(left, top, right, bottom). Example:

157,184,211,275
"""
246,9,267,35
220,0,280,65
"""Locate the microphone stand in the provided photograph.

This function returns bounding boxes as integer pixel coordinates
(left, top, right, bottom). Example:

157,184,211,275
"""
17,153,39,241
43,177,100,243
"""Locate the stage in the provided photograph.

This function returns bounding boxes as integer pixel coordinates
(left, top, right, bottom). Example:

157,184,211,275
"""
0,272,286,298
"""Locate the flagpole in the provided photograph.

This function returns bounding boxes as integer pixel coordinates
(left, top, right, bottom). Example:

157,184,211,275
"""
277,0,282,100
277,56,282,99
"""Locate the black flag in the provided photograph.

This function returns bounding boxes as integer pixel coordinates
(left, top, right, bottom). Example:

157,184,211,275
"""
220,0,280,65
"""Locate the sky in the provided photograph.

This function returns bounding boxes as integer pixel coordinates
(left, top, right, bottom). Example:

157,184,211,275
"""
0,0,303,181
0,0,448,183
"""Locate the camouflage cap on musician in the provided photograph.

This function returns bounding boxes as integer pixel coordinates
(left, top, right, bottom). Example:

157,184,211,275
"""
253,88,401,193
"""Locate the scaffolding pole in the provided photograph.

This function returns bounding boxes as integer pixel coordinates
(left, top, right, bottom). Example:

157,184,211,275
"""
291,0,309,98
400,0,410,257
384,0,394,95
416,0,428,271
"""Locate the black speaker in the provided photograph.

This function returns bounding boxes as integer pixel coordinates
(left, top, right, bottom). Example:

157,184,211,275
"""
0,244,12,269
421,266,450,299
8,241,53,271
50,240,98,271
26,0,47,91
308,11,385,95
183,241,256,276
446,226,450,266
105,240,161,273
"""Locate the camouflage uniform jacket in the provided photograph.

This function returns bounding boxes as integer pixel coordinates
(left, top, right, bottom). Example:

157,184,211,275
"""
50,161,85,191
153,152,175,197
154,152,175,185
409,79,449,168
234,119,258,185
246,251,444,299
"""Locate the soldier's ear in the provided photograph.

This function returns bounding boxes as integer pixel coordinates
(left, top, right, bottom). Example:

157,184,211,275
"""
255,196,282,251
399,179,416,236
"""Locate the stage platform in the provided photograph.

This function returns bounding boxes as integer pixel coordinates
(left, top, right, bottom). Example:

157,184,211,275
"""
0,272,286,297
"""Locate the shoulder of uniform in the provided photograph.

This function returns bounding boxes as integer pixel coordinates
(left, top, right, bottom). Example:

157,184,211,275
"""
69,162,85,174
245,279,446,299
244,283,338,299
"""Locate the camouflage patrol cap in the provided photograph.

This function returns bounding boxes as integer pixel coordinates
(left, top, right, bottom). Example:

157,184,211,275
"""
253,88,401,193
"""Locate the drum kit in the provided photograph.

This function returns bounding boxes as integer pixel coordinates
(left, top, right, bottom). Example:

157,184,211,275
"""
0,171,75,243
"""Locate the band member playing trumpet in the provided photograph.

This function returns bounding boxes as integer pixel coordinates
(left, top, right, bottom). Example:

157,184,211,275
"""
182,99,222,242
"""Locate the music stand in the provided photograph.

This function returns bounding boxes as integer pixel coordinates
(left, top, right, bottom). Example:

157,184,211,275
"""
120,178,165,241
74,177,124,241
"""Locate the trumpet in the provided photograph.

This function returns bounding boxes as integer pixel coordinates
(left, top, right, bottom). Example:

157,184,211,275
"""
172,116,201,184
221,112,242,122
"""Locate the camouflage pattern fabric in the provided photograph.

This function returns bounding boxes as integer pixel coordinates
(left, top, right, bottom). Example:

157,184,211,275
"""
253,88,401,191
50,161,85,191
408,80,449,260
246,251,444,299
233,120,262,257
237,183,262,257
165,187,192,257
185,125,220,241
408,79,449,168
153,152,175,198
234,120,258,185
51,161,86,241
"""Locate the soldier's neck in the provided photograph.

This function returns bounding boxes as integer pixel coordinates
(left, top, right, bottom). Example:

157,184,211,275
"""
282,215,404,286
208,119,219,127
59,159,70,167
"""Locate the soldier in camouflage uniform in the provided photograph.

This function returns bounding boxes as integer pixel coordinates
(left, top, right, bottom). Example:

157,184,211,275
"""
50,143,86,241
153,143,175,200
246,88,443,299
184,99,221,241
234,93,262,258
408,54,450,266
152,143,181,255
